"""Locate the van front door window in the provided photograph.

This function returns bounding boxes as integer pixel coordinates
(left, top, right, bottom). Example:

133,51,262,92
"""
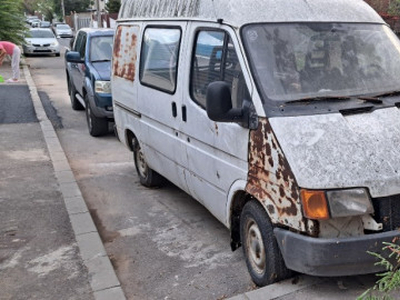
190,30,249,109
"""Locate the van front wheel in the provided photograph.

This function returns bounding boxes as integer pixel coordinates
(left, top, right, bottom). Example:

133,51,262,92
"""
240,200,292,286
132,138,163,187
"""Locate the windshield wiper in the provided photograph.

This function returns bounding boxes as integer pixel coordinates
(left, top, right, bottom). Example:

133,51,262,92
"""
368,90,400,99
357,96,383,104
286,96,351,104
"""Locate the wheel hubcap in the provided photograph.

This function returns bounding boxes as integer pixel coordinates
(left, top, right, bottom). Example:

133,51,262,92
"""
246,220,266,274
136,148,148,178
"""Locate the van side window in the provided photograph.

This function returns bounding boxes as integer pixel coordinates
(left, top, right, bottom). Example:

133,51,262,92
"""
139,27,181,93
191,30,249,109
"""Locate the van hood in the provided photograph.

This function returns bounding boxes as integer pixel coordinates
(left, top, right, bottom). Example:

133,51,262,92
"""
92,61,111,81
269,107,400,198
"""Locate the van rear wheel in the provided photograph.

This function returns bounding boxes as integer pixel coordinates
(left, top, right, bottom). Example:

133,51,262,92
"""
240,200,292,286
132,138,163,187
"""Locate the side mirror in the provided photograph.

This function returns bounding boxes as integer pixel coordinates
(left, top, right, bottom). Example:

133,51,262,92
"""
206,81,258,129
65,51,83,63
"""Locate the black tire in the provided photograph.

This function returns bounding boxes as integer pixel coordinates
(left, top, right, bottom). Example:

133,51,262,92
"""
240,200,292,286
55,53,60,57
132,138,163,187
85,94,108,137
68,76,84,110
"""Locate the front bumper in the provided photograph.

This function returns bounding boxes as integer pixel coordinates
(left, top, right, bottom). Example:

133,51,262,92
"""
274,228,400,276
90,93,113,119
57,33,73,38
23,45,60,55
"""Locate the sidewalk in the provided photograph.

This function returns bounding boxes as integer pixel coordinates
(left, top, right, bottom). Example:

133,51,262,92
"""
0,60,125,300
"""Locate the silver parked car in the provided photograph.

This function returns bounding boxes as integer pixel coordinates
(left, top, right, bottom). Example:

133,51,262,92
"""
23,28,60,57
54,24,73,38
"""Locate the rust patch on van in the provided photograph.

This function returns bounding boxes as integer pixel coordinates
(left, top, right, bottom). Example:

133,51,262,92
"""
113,25,138,82
246,118,316,233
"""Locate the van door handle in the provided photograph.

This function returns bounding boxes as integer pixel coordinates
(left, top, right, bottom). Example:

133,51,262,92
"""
171,102,177,118
182,105,187,122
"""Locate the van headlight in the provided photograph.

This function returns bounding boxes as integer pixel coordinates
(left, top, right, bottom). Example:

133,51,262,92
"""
301,188,373,220
95,81,111,94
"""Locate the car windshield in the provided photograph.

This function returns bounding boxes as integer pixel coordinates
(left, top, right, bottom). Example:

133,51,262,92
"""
57,25,70,30
30,30,55,38
242,23,400,102
90,36,113,62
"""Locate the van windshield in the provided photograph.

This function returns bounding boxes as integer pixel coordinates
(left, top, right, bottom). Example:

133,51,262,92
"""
242,23,400,103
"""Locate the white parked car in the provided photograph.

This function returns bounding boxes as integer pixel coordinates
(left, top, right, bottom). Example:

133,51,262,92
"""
54,24,73,38
23,28,60,57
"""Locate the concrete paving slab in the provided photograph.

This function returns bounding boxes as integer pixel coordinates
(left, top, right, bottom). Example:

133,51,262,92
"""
64,196,90,214
76,232,107,261
70,212,98,235
86,256,121,292
59,181,83,198
55,169,77,183
94,287,127,300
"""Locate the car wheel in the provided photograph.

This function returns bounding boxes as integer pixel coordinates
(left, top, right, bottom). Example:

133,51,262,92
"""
240,200,293,286
132,137,164,187
55,53,60,57
85,94,108,137
68,76,83,110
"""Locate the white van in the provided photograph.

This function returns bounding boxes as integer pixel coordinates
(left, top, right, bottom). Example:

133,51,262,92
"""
112,0,400,286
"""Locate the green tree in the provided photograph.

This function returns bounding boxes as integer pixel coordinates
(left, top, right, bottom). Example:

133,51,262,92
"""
389,0,400,16
0,0,28,45
23,0,55,22
50,0,90,21
105,0,121,13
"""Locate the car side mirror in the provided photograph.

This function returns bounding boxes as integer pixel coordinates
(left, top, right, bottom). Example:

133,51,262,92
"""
206,81,258,129
66,51,83,63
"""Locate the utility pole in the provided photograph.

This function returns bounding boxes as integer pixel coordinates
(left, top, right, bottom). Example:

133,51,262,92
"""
96,0,102,28
61,0,65,21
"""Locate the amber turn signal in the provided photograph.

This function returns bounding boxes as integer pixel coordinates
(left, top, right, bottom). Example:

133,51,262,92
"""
301,189,330,220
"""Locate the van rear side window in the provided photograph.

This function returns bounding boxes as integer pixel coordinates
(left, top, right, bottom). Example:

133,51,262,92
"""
139,27,181,93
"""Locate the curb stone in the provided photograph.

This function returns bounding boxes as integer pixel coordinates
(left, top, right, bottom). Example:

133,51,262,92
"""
23,65,126,300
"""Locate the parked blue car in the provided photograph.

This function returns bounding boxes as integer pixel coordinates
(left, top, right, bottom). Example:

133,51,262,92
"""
65,28,114,136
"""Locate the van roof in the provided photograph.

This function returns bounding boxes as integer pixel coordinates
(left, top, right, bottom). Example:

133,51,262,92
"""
118,0,384,26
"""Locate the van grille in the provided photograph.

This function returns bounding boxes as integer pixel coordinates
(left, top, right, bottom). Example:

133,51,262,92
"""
372,195,400,231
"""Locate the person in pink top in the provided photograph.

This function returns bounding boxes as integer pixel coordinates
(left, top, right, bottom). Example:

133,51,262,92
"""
0,41,21,83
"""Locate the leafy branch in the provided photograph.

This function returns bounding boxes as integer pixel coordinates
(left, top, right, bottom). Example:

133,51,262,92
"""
358,240,400,300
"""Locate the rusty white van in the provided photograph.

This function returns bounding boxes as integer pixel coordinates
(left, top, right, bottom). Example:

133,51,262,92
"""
112,0,400,286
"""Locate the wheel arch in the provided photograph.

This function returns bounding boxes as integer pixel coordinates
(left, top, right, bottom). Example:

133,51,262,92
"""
125,129,137,152
227,180,254,251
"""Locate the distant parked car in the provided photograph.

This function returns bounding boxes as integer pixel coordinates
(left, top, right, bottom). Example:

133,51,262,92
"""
23,28,60,57
31,20,41,28
26,16,40,25
54,24,73,38
40,21,51,28
65,28,114,136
